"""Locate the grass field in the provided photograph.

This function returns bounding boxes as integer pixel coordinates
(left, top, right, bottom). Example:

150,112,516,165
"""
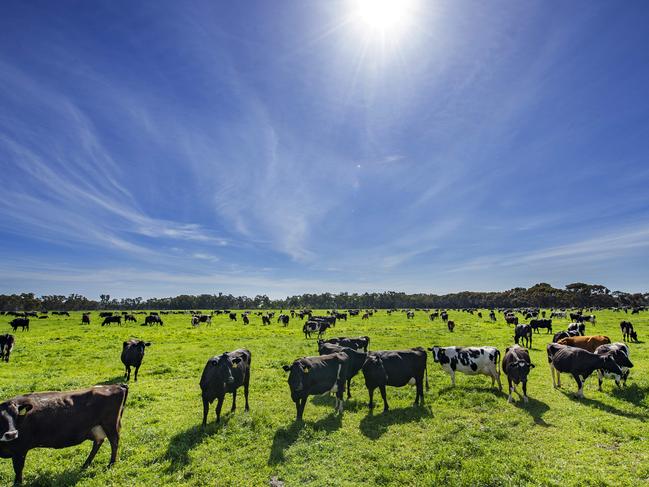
1,309,648,486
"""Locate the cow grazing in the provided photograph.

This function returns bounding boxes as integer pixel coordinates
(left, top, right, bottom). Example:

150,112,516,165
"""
200,349,251,425
0,384,128,484
429,346,502,390
514,324,532,348
283,353,349,420
447,320,455,332
505,315,519,326
9,319,29,332
102,316,122,326
124,314,137,323
568,322,586,335
557,335,611,353
361,348,428,412
620,321,638,342
595,343,633,390
319,336,370,353
548,345,622,398
502,345,535,403
530,319,552,334
143,315,163,326
120,340,151,381
0,334,15,362
318,342,367,399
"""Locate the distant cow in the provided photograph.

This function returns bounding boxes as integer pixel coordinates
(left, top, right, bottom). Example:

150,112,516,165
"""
548,345,622,398
595,342,633,390
121,340,151,381
283,352,349,420
319,336,370,353
242,315,250,325
303,321,330,339
102,316,122,326
429,312,439,321
0,334,15,362
99,312,113,318
144,315,163,326
567,322,586,335
505,315,518,326
620,321,638,342
552,330,581,343
262,315,271,325
551,311,566,319
429,346,502,390
514,324,532,348
406,311,415,319
502,345,535,403
124,314,137,323
193,315,212,326
82,314,91,325
557,335,610,353
447,320,455,332
318,342,367,399
530,319,552,334
200,349,251,425
362,348,428,412
278,314,289,326
0,384,128,484
489,311,497,322
9,318,29,332
229,313,237,321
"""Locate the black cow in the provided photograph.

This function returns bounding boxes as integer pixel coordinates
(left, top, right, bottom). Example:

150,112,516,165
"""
548,345,622,398
502,345,534,403
0,334,15,362
200,349,251,425
102,316,121,326
283,353,349,420
552,330,581,343
81,314,91,325
361,348,428,412
514,324,532,348
143,315,163,326
319,336,370,353
242,315,250,325
99,312,113,318
278,314,289,326
318,343,367,399
121,340,151,381
124,314,137,323
229,313,237,321
505,315,519,326
447,320,455,332
530,319,552,334
9,319,29,332
620,321,638,342
0,384,128,484
262,315,271,325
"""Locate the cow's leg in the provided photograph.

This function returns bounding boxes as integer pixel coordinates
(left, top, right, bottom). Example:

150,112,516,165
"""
231,389,237,412
449,370,456,387
215,396,224,422
83,439,104,468
134,366,140,382
495,370,502,391
368,386,375,409
507,378,514,403
416,376,424,405
12,453,27,485
244,376,250,412
522,380,528,403
597,371,604,391
202,397,210,427
125,366,130,381
296,397,306,421
379,385,389,412
550,365,556,388
347,378,352,399
574,374,584,398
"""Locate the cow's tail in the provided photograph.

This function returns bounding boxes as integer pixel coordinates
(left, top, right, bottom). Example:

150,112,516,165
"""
425,361,430,391
116,384,129,431
495,349,501,374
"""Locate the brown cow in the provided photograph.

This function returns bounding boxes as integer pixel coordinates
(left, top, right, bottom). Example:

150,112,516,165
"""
0,384,128,484
557,335,611,353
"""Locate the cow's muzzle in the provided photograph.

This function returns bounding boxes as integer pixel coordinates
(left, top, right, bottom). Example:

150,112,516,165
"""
1,430,18,442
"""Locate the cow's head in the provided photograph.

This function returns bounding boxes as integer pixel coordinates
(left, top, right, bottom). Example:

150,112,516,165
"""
283,361,310,392
204,353,241,387
0,401,32,442
428,346,442,363
507,360,535,382
609,350,633,369
600,355,623,376
630,331,639,342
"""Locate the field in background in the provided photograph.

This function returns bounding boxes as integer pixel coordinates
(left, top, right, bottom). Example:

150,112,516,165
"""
1,309,648,486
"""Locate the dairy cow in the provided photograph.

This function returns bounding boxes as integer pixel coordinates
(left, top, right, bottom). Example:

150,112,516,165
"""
200,349,251,425
595,343,633,390
502,345,535,403
429,346,502,390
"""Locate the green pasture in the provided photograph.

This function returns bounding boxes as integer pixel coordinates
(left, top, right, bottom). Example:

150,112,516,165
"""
0,309,648,486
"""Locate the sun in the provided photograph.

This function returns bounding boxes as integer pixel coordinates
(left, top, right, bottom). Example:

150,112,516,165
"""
351,0,417,38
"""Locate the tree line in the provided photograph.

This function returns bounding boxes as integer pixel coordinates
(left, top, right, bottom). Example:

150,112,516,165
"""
0,283,647,312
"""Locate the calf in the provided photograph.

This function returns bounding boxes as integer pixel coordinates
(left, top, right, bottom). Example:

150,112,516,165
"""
514,324,532,348
429,346,502,390
318,343,367,399
620,321,638,342
283,353,349,420
530,319,552,334
447,320,455,332
595,343,634,390
0,334,15,362
120,340,151,381
549,346,622,398
557,335,610,353
502,345,535,403
361,348,428,412
9,319,29,332
200,349,251,425
102,316,121,326
0,384,128,484
319,336,370,353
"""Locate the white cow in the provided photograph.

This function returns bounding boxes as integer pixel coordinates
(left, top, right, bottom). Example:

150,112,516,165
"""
428,346,502,390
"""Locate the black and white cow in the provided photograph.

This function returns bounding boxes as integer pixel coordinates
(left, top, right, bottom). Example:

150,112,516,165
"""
277,314,290,326
595,342,633,390
0,334,15,362
302,321,330,339
514,324,532,348
552,330,581,343
428,346,502,390
547,344,622,398
620,321,638,342
567,322,585,336
282,353,349,420
502,345,535,403
361,348,428,412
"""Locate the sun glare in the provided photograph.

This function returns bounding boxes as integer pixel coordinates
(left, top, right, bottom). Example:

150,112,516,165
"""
351,0,417,38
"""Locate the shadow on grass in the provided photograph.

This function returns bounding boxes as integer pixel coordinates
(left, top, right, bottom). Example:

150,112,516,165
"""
611,383,649,404
359,405,432,440
268,412,343,465
514,397,551,427
97,375,127,385
25,469,85,486
164,415,233,472
559,390,648,421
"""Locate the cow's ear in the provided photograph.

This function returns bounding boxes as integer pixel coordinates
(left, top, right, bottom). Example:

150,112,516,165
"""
530,363,536,368
123,341,128,348
18,404,32,416
303,365,311,374
145,342,151,347
282,365,291,372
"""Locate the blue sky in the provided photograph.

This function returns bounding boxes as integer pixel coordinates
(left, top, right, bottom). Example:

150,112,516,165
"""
1,1,648,299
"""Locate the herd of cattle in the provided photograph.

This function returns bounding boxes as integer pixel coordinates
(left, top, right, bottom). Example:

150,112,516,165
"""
0,306,646,484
